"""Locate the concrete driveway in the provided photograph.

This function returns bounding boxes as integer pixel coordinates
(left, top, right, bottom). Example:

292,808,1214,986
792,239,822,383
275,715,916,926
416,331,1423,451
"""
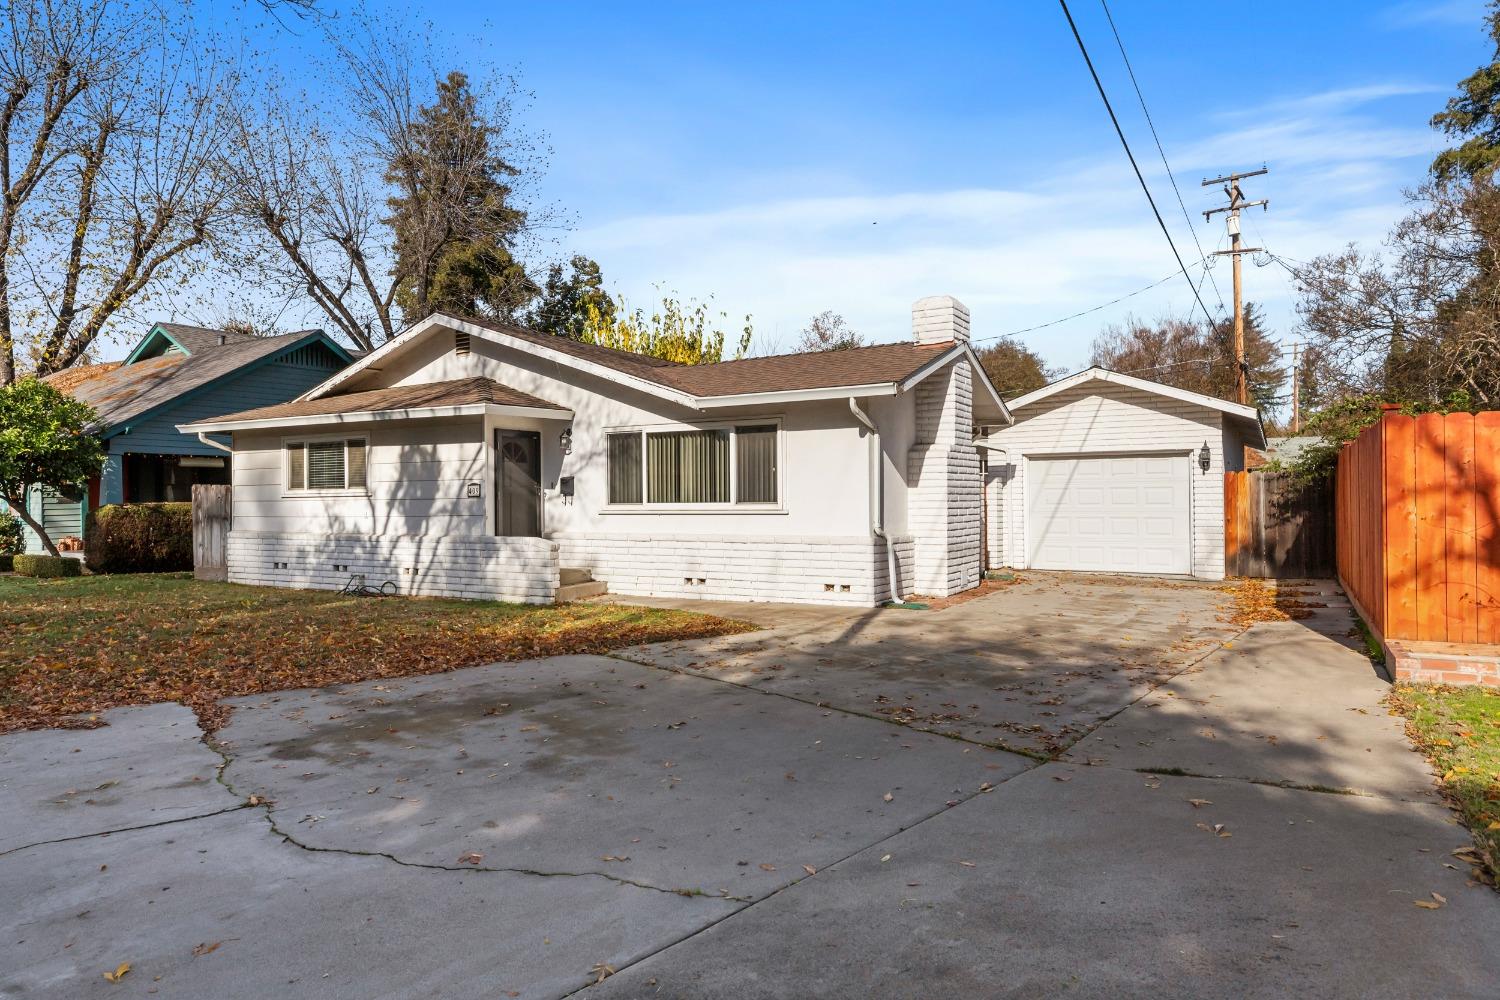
3,574,1497,999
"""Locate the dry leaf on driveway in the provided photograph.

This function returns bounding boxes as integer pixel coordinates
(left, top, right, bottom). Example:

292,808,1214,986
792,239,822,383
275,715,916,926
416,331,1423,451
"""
882,792,894,802
457,852,484,865
191,941,221,957
102,962,130,983
1187,799,1213,808
759,863,776,872
801,864,817,876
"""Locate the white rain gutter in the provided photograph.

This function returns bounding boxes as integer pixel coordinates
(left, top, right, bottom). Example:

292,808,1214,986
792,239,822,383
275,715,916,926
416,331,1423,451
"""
197,432,233,454
849,397,902,603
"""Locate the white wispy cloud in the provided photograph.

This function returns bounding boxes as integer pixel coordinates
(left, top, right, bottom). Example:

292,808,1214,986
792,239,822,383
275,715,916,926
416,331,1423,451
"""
575,83,1444,369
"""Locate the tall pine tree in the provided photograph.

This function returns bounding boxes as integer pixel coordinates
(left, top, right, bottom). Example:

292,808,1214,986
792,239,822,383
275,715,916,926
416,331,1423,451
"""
386,71,533,320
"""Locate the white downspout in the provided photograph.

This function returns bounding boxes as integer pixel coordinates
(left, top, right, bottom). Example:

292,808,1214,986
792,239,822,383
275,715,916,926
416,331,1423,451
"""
197,432,233,454
849,397,902,603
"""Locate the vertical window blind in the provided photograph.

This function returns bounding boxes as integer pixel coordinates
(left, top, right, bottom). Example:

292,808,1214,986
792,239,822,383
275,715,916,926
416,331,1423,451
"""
734,425,777,504
287,443,305,490
607,433,642,504
606,426,777,506
649,429,730,503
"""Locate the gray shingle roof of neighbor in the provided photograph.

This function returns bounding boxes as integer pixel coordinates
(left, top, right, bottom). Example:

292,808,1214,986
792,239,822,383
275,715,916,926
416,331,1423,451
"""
201,376,567,423
45,328,333,432
153,323,260,354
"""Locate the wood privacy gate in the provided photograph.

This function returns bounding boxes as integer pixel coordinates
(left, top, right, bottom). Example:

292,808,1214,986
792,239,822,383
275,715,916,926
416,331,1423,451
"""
1336,410,1500,644
192,484,232,581
1224,471,1335,578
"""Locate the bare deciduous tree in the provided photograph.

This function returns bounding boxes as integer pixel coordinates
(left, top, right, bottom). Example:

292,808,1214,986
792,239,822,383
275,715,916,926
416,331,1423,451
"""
794,311,864,352
0,0,238,382
1294,179,1500,405
222,15,546,352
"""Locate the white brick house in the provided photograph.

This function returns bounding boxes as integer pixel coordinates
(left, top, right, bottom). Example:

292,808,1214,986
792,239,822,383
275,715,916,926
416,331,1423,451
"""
180,296,1011,606
981,368,1265,581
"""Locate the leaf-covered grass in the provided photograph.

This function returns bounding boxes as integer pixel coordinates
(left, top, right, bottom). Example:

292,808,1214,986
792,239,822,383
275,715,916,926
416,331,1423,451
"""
0,572,753,734
1389,683,1500,885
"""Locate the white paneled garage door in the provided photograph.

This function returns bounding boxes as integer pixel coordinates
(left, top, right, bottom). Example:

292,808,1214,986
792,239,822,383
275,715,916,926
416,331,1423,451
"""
1026,453,1191,575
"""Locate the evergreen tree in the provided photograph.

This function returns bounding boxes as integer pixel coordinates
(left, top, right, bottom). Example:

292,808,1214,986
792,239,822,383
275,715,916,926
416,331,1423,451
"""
528,256,615,338
386,71,530,319
1432,2,1500,180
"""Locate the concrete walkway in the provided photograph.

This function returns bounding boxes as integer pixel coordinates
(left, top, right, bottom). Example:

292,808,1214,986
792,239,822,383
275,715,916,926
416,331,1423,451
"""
2,575,1497,999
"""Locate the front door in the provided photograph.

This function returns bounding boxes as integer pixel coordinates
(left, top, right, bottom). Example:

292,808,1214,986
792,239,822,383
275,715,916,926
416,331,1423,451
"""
496,430,542,537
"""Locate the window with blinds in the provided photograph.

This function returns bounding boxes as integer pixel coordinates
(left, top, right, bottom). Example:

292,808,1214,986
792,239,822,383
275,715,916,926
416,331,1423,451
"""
286,438,367,491
604,425,778,506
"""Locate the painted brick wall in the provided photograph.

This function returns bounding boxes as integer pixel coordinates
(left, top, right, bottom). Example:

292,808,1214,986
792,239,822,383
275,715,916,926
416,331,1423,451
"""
906,362,983,596
557,532,915,607
227,531,559,603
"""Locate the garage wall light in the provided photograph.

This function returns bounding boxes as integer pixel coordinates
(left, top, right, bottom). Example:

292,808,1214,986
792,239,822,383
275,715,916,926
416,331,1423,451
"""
559,426,574,456
1198,441,1212,473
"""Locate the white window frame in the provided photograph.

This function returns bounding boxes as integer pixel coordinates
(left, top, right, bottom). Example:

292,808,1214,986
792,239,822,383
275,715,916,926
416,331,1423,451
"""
282,433,370,497
602,417,785,513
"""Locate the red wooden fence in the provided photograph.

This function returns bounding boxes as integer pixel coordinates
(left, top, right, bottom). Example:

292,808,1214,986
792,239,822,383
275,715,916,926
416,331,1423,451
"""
1335,410,1500,644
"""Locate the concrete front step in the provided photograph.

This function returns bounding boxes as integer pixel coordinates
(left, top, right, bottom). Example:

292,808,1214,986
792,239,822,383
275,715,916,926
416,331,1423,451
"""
559,567,594,586
555,580,608,603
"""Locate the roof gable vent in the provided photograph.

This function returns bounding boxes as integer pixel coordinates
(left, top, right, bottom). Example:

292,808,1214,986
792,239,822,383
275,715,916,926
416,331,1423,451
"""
454,331,471,356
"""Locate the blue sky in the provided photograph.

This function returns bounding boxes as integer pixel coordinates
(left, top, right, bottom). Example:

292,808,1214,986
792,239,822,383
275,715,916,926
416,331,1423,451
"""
212,0,1489,373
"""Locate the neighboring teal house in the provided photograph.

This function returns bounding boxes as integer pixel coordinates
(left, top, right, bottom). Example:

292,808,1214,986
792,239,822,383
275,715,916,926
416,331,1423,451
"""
13,323,353,553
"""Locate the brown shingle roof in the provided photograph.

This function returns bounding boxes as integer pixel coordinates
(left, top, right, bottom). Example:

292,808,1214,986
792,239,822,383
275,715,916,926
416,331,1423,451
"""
203,376,567,423
663,341,954,396
450,316,956,397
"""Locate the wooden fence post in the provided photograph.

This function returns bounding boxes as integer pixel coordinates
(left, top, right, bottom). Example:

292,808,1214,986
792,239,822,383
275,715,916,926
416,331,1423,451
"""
192,484,232,582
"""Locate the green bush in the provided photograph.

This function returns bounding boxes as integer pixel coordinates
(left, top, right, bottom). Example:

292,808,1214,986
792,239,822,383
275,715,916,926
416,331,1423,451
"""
14,553,81,577
0,507,21,554
85,503,193,574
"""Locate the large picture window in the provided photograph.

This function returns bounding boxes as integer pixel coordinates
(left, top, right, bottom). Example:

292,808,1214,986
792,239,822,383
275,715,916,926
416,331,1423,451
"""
606,424,779,507
286,438,367,491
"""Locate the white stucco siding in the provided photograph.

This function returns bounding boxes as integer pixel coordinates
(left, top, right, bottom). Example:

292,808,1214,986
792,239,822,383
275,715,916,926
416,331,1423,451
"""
986,383,1227,580
230,420,488,536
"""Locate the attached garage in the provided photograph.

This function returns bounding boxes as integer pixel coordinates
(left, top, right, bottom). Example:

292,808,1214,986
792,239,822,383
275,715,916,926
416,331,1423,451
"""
982,367,1265,581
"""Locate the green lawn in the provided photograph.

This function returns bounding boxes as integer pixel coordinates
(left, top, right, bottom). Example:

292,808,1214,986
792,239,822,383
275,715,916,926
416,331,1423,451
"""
0,572,751,733
1389,684,1500,885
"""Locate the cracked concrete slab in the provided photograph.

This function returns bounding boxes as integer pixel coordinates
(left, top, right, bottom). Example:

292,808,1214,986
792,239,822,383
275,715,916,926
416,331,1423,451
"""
0,703,236,853
616,575,1238,754
1064,614,1440,800
0,808,736,1000
585,762,1500,1000
214,654,1032,898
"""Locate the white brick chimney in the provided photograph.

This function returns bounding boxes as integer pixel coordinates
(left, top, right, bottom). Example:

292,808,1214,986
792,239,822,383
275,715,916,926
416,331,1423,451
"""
905,295,982,598
912,295,971,345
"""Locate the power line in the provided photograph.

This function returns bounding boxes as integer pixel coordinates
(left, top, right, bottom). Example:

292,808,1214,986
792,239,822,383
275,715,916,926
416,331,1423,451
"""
1057,0,1220,329
971,264,1199,344
1097,0,1226,313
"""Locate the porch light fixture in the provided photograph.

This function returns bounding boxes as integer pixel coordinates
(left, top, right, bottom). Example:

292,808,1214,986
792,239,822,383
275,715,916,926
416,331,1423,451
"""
1198,441,1211,473
559,426,573,456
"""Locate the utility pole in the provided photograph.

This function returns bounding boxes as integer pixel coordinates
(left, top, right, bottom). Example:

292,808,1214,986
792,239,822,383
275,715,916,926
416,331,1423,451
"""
1289,340,1301,433
1203,167,1268,406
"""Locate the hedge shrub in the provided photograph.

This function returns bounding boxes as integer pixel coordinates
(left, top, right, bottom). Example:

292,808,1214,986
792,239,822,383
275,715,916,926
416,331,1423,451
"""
85,503,193,574
14,553,81,577
0,508,21,555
